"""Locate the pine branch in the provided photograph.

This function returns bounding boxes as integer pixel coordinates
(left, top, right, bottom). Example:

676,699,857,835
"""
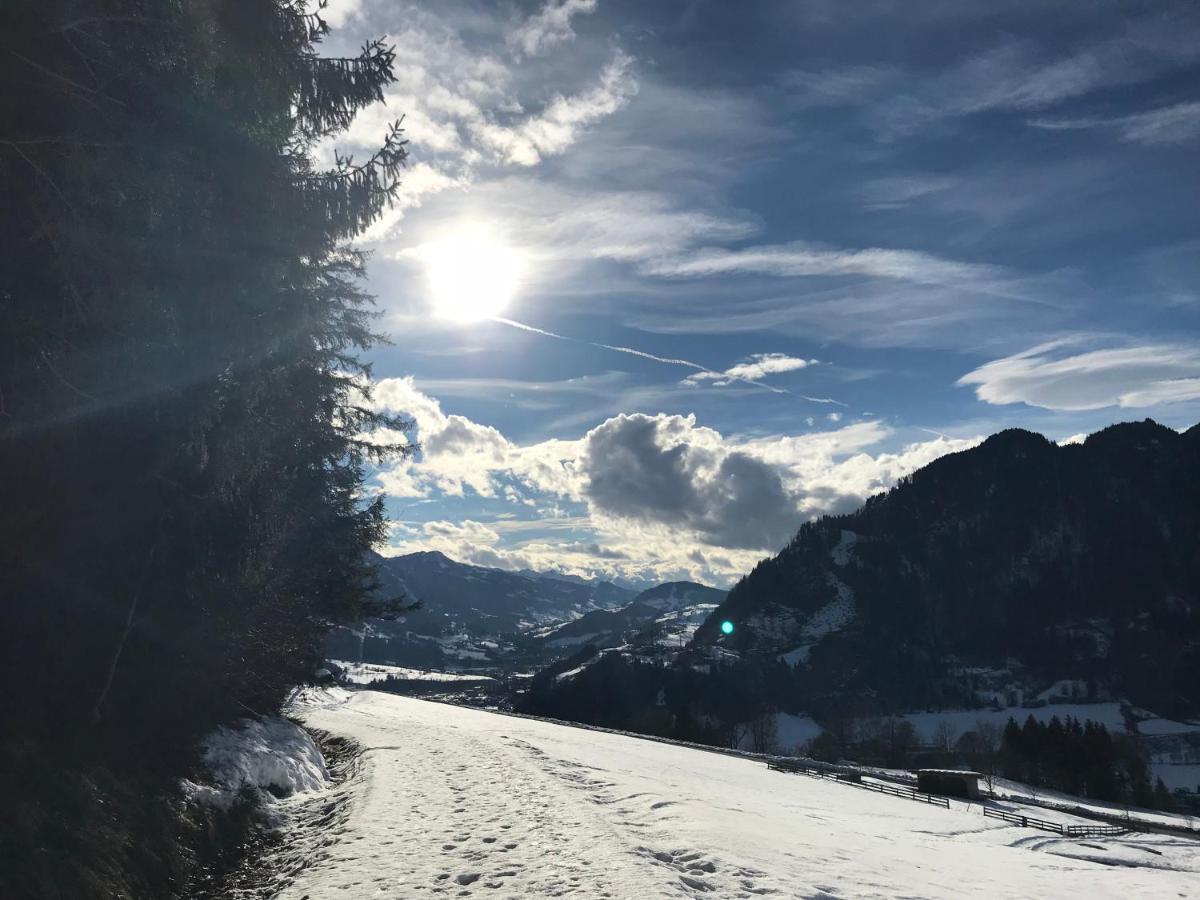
293,38,396,137
296,119,408,240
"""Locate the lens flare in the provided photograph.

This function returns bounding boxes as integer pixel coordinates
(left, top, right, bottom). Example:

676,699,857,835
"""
720,620,734,635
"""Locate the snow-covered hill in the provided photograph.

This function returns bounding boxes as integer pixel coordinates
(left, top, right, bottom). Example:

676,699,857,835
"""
538,580,727,655
324,551,637,668
264,690,1199,899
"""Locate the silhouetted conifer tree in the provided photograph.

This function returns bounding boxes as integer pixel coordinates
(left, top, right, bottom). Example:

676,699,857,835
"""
0,0,412,757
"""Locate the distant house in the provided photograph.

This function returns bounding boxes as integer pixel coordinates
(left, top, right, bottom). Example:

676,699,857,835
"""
917,769,983,800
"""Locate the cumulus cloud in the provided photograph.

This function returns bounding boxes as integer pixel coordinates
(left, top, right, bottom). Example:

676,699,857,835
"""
372,376,584,500
958,339,1200,411
683,353,817,387
508,0,598,58
581,413,799,550
371,379,980,578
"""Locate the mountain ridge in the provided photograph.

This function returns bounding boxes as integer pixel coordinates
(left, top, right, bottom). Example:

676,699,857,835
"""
687,418,1200,717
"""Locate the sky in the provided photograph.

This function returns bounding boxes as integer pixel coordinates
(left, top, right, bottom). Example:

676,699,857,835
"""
319,0,1200,588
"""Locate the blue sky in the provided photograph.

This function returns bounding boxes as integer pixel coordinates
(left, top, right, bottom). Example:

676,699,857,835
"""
322,0,1200,586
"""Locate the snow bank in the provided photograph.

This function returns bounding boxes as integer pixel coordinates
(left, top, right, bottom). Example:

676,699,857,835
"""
287,684,354,710
200,716,330,799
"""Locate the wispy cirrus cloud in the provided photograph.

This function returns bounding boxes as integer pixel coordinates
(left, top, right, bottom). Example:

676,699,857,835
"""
1029,100,1200,146
321,3,636,244
958,339,1200,411
782,9,1200,139
642,241,1021,296
472,50,637,166
508,0,598,58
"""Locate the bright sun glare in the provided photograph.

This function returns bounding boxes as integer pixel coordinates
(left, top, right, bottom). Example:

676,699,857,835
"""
424,227,522,322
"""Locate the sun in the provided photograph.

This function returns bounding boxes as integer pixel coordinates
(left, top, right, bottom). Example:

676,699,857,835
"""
423,226,522,322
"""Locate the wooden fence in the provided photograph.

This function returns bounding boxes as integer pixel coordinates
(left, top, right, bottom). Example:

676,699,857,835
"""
767,759,950,809
768,759,1133,836
982,805,1126,837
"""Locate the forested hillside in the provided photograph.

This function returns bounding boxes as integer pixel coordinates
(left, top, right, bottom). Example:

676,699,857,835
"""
695,420,1200,717
523,421,1200,782
0,2,408,895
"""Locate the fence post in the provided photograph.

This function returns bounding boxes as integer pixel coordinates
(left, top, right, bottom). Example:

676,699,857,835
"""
1021,816,1027,827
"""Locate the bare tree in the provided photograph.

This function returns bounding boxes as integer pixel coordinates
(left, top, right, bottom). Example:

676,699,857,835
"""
726,721,749,750
887,718,919,767
933,720,955,757
750,712,780,755
975,720,1002,794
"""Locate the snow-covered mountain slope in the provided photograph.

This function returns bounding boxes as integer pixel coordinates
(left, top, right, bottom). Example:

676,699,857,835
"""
273,691,1199,899
539,581,727,653
330,660,496,685
324,551,637,668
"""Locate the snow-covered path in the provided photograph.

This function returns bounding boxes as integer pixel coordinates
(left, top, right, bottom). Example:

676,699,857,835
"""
280,691,1198,899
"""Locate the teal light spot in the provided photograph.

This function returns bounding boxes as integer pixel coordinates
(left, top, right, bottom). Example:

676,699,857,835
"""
720,620,734,635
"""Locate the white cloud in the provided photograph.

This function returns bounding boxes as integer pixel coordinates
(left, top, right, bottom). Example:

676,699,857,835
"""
857,175,957,210
403,175,756,266
683,353,817,388
786,14,1200,139
643,241,1024,298
958,339,1200,411
373,376,584,500
627,256,1066,351
371,379,979,580
321,8,636,244
508,0,598,58
1029,101,1200,146
321,0,363,28
696,352,816,384
470,51,637,166
874,17,1200,137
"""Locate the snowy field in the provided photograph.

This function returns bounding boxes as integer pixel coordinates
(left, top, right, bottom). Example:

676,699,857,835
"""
330,660,496,684
270,690,1200,899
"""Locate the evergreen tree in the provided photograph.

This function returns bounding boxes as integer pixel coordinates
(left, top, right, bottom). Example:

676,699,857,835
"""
0,0,412,756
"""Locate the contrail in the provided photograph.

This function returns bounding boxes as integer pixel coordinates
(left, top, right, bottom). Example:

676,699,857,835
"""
598,342,788,394
492,317,570,341
799,395,849,407
595,342,710,372
492,316,793,395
